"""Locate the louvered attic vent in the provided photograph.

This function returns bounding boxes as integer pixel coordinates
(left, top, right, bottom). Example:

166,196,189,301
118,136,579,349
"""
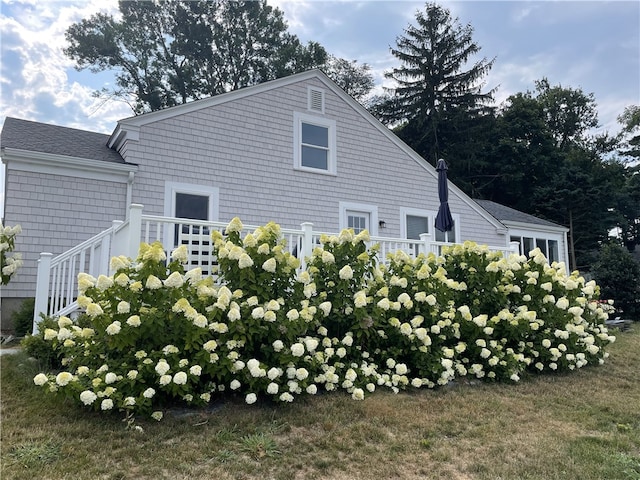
308,87,324,113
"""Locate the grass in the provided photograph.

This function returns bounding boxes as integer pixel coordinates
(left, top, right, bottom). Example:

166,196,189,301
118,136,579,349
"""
1,328,639,480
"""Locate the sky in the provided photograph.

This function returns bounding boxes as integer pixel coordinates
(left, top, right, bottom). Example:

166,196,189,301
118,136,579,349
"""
1,0,639,214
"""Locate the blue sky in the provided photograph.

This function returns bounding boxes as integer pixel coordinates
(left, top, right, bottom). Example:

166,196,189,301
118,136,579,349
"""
1,0,639,212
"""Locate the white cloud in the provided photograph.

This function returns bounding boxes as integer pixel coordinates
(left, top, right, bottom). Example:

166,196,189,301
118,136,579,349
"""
0,0,126,132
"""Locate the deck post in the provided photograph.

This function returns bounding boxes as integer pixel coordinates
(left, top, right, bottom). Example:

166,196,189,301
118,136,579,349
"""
33,252,53,334
300,222,314,271
99,232,112,276
419,233,432,256
127,204,144,260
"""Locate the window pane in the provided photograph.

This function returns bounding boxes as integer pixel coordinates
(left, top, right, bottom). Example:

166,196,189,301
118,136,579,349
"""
301,145,328,170
536,238,547,256
176,193,208,220
407,215,429,239
302,123,328,147
436,228,455,243
548,240,559,263
523,237,534,255
175,193,209,244
510,236,522,255
347,211,368,234
348,217,363,233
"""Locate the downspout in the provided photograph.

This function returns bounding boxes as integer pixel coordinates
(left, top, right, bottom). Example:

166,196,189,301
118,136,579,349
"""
125,171,135,219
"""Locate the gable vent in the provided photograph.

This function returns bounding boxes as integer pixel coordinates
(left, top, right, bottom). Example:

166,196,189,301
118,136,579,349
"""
308,87,325,113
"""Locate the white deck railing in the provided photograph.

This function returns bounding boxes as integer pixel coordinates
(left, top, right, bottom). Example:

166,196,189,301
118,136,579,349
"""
33,219,125,331
33,204,518,332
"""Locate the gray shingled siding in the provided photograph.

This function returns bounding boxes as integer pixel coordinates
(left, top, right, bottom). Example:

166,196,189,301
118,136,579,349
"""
127,77,505,246
2,169,127,298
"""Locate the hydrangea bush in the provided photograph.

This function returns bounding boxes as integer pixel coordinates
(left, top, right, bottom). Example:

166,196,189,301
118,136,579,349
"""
29,218,616,420
1,223,23,285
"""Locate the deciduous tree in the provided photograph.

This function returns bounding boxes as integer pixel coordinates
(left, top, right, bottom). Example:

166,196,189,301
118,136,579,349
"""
64,0,340,113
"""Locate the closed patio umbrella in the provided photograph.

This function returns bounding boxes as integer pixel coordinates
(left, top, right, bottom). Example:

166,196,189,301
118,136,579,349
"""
435,158,454,232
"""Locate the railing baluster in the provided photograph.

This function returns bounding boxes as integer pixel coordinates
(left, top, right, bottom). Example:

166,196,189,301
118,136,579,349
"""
67,254,76,309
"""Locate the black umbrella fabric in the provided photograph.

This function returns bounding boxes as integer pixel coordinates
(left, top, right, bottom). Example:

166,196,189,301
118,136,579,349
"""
435,158,454,233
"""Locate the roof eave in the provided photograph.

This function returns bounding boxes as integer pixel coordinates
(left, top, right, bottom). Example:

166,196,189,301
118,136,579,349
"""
1,147,138,176
502,220,569,233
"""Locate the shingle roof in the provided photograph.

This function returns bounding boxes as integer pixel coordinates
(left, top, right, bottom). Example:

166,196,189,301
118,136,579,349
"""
475,199,565,229
0,117,125,164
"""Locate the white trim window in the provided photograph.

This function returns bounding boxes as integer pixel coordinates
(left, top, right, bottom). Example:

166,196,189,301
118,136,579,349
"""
400,207,431,240
400,207,460,244
510,234,561,263
293,112,337,175
339,202,378,236
164,181,220,246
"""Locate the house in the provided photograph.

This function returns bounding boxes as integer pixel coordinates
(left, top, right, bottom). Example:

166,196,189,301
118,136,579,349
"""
0,69,561,328
475,199,570,266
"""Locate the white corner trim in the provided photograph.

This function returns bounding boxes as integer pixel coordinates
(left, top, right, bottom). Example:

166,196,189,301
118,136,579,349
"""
108,124,140,150
1,147,137,183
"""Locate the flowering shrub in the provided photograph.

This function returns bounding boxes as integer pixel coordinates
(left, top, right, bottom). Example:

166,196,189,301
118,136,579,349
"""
1,223,23,285
28,218,616,419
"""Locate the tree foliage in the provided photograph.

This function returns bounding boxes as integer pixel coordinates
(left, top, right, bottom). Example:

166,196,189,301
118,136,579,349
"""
618,105,640,161
65,0,372,114
533,78,599,150
591,242,640,320
322,55,375,103
371,2,495,164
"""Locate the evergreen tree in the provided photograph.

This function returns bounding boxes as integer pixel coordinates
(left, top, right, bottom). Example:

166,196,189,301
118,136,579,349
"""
371,2,495,165
592,242,640,320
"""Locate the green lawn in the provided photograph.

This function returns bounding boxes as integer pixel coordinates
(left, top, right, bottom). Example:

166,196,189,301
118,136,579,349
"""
1,328,639,480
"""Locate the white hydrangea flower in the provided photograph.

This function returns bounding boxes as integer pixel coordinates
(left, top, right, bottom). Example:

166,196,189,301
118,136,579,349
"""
146,275,163,290
290,343,305,357
151,411,163,421
262,258,277,273
245,393,257,405
173,372,188,385
171,245,189,263
86,303,104,318
143,388,156,398
238,253,254,269
339,265,353,280
96,275,114,291
164,271,184,288
80,390,98,405
226,217,243,233
319,301,332,316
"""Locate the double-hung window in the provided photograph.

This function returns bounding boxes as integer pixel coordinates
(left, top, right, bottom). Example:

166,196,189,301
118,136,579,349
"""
294,112,336,175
